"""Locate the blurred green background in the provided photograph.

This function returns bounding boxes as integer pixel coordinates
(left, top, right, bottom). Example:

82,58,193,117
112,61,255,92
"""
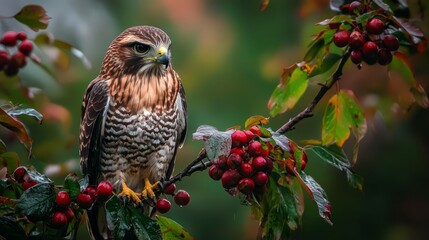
1,0,429,239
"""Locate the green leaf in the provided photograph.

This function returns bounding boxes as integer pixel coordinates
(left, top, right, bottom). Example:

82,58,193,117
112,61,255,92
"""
106,196,132,239
388,52,429,108
157,216,194,240
13,4,50,31
0,216,27,240
372,0,393,13
306,144,363,190
356,11,379,24
304,38,325,63
309,53,342,78
0,196,18,216
16,183,55,219
7,107,43,124
268,67,309,117
322,90,366,147
0,152,20,175
296,172,332,225
64,173,80,199
278,185,301,230
192,125,232,160
129,207,162,240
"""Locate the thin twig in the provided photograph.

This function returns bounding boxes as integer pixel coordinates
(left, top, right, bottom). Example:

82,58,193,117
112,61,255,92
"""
276,49,351,134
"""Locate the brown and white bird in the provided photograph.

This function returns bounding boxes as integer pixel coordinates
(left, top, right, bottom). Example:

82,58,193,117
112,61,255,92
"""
79,26,187,239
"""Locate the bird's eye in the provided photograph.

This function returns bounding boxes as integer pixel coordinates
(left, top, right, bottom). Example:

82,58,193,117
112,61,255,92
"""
133,43,150,54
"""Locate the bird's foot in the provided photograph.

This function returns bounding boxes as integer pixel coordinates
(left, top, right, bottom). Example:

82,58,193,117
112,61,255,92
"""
141,178,159,199
118,180,142,204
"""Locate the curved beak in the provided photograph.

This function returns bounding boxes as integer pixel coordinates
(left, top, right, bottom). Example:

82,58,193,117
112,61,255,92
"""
156,47,169,67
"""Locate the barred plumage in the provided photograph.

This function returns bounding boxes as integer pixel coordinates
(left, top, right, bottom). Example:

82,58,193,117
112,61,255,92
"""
79,26,187,240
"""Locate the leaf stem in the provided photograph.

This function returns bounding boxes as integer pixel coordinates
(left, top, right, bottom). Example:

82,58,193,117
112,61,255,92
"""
276,49,351,134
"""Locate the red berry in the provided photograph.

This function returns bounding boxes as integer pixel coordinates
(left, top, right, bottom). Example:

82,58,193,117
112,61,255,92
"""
350,50,363,64
0,31,18,46
252,156,267,171
253,171,269,186
77,193,93,209
214,156,227,168
221,169,242,189
230,147,245,157
367,18,384,34
231,130,248,147
173,190,190,206
249,126,263,137
16,32,27,41
301,152,308,170
13,166,27,183
248,141,263,157
9,51,27,68
56,191,71,208
239,163,253,177
227,153,243,169
285,158,297,175
383,34,400,51
22,180,38,190
84,186,97,199
378,48,393,65
156,198,171,213
237,178,255,194
97,180,113,201
362,41,378,58
51,212,68,228
18,40,33,56
64,207,75,221
348,31,364,50
243,130,255,142
333,30,350,48
163,183,176,195
0,51,9,70
208,164,224,180
260,145,269,157
348,1,363,14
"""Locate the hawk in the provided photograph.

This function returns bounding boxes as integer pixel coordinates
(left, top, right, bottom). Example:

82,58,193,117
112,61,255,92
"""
79,26,187,239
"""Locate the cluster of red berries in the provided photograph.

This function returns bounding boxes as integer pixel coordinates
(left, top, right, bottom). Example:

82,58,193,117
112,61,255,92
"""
14,166,39,190
333,1,400,66
51,181,113,228
208,126,273,197
156,183,191,214
0,31,33,76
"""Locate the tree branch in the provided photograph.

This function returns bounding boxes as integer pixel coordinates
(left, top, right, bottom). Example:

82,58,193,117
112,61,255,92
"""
276,50,351,134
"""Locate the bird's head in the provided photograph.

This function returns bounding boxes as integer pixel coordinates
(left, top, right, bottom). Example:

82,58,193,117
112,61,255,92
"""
102,26,172,77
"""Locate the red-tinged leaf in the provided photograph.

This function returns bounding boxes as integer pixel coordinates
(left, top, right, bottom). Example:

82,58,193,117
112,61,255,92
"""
260,0,270,11
13,4,50,31
322,90,366,147
34,33,91,70
0,108,32,152
372,0,393,13
317,15,353,26
192,125,233,160
393,17,424,38
157,216,194,240
268,66,309,117
388,52,429,108
0,196,18,216
244,115,269,129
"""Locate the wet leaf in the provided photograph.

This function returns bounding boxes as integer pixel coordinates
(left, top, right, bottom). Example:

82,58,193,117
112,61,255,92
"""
26,165,53,184
7,107,43,124
157,216,194,240
244,115,269,129
129,207,162,240
64,173,80,199
106,196,132,239
388,52,429,108
268,67,309,117
306,144,363,190
322,90,366,147
13,4,50,31
192,125,233,160
16,183,55,219
0,216,27,240
0,107,32,152
270,132,290,153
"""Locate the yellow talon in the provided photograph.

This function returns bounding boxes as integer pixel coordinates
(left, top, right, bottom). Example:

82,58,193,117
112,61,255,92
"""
141,178,159,199
117,180,142,203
